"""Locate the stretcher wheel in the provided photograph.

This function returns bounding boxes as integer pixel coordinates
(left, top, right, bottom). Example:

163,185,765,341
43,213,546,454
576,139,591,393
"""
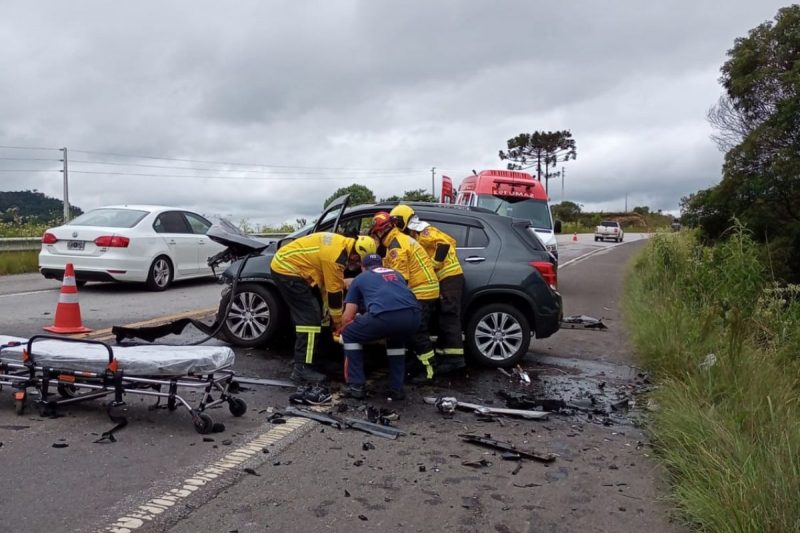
57,383,79,398
228,397,247,417
194,413,214,434
228,380,241,394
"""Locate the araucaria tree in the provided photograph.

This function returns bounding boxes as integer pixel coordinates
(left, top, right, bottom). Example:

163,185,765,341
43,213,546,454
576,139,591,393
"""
683,5,800,281
498,131,577,193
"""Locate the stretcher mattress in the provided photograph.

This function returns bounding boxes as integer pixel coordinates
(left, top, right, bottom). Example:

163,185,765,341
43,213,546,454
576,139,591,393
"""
0,336,235,376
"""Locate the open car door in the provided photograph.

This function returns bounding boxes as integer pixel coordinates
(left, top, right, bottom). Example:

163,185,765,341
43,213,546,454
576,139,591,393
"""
440,176,455,204
276,193,351,249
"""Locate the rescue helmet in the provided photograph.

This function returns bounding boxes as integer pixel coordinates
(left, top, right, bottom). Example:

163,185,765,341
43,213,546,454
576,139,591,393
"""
370,211,393,237
353,235,378,259
389,204,415,230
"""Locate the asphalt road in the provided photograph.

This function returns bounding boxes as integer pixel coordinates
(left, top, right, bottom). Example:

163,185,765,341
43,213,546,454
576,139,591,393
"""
0,233,674,533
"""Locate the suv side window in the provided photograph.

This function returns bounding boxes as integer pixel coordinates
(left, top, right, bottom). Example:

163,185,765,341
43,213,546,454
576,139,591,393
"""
337,215,373,237
466,227,489,248
425,221,468,247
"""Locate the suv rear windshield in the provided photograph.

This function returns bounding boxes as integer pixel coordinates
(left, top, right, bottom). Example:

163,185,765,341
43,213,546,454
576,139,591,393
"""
599,221,619,227
476,196,552,230
69,208,149,228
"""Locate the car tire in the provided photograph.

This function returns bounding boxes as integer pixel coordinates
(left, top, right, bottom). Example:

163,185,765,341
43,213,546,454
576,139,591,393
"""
465,303,531,368
221,283,280,347
146,256,173,291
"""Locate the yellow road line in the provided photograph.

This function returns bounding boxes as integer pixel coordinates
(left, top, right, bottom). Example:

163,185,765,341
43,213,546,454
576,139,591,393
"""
79,306,218,342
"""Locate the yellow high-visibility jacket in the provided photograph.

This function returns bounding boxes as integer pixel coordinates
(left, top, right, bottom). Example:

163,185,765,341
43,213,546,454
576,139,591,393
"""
270,232,352,317
381,228,439,301
413,225,463,281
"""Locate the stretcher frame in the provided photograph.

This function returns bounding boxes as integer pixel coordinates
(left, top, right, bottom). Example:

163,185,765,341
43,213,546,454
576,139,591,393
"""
0,335,247,435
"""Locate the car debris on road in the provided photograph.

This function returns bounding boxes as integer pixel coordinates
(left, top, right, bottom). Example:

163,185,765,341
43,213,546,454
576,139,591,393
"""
459,433,555,463
424,396,549,420
284,405,405,440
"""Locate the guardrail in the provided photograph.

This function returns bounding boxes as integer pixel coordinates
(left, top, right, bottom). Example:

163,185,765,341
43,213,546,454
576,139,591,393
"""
0,237,40,252
0,233,291,253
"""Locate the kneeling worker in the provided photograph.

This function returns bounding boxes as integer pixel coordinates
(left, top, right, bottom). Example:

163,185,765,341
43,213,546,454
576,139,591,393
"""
340,253,420,400
271,232,377,383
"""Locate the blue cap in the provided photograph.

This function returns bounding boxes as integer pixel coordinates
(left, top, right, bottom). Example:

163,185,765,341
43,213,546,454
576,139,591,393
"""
362,253,383,269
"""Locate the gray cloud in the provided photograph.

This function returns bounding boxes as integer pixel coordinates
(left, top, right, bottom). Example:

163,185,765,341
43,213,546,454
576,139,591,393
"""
0,0,788,226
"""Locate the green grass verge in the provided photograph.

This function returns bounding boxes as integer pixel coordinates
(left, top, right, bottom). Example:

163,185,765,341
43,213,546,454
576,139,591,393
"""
623,228,800,531
0,251,40,275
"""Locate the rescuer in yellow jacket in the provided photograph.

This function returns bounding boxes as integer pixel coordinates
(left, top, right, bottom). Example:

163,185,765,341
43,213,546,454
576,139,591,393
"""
389,204,467,375
271,232,377,383
371,211,438,382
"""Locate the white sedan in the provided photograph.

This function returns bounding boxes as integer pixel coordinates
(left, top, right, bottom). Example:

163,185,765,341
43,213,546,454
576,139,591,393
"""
39,205,226,291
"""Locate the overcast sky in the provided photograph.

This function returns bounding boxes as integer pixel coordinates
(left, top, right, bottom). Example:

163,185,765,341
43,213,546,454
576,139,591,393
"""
0,1,789,226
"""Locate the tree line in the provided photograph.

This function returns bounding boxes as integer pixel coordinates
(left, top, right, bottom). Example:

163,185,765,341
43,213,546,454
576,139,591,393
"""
681,5,800,282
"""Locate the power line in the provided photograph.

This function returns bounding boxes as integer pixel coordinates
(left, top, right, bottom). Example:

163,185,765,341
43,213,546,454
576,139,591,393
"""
0,157,61,162
70,148,426,172
0,144,60,151
68,159,420,176
0,169,60,172
69,170,419,181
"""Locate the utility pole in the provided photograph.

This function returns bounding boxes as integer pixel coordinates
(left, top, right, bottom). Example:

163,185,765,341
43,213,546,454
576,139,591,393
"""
561,166,565,202
60,147,70,223
431,167,436,199
625,192,628,213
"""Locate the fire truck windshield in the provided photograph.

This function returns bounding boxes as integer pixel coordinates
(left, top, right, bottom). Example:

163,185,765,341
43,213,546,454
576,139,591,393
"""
477,195,552,230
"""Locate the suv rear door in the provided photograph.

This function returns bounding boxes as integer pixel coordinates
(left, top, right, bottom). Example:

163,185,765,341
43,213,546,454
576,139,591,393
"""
416,212,499,292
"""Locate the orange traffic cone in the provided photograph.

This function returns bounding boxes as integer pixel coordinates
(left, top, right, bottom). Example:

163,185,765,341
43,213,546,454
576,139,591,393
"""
44,263,92,334
572,232,578,242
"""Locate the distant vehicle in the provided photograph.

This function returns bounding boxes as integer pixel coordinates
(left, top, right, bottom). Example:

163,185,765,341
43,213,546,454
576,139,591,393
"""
595,220,624,242
39,205,226,291
214,194,563,367
671,221,682,232
446,170,561,260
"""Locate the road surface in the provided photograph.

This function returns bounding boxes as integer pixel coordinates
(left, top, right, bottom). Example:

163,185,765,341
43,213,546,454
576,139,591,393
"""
0,233,678,533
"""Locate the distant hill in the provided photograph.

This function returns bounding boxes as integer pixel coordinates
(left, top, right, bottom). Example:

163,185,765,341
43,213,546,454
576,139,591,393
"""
0,190,82,223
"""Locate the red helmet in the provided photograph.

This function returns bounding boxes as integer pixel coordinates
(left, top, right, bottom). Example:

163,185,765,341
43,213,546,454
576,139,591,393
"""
370,211,393,236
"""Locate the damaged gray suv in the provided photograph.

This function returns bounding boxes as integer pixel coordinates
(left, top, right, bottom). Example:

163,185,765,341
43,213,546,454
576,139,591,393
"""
217,195,562,367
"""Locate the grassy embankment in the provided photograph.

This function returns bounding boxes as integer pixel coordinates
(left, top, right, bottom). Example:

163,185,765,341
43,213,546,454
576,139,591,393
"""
623,229,800,531
562,211,674,234
0,220,48,275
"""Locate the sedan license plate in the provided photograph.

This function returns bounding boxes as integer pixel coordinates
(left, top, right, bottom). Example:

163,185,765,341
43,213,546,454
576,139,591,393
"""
67,240,85,251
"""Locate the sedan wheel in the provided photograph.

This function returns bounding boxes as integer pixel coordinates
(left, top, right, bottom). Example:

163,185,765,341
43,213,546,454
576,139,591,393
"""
221,283,280,347
466,303,531,367
146,256,173,291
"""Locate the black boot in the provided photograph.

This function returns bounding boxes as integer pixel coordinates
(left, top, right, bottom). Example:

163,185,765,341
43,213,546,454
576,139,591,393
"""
290,363,326,384
435,357,466,375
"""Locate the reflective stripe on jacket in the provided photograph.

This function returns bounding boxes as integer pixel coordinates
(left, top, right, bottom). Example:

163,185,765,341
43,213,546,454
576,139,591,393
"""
381,228,439,301
413,225,463,281
270,232,352,316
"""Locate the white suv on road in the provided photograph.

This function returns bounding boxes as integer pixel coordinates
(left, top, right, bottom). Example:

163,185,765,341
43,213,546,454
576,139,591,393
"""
594,220,624,242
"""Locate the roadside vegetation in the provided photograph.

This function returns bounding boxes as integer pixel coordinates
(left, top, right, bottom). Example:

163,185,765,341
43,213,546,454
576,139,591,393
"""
624,228,800,531
0,250,39,275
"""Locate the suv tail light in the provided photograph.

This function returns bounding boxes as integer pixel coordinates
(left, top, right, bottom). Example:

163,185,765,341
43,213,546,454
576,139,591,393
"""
42,232,58,244
94,235,130,248
531,261,557,290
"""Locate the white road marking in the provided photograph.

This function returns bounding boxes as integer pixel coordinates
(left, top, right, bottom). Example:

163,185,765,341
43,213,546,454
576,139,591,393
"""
0,288,59,299
103,417,310,533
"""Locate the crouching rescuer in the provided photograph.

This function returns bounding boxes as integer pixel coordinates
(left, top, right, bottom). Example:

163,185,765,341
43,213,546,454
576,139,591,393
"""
390,204,466,374
270,232,377,383
370,211,439,382
340,253,421,400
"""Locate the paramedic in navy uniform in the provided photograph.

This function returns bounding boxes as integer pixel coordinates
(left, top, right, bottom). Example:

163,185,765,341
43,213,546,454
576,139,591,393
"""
339,253,420,401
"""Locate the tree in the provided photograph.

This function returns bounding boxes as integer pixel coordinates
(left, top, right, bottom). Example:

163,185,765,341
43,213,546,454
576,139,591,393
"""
323,184,376,208
401,189,437,202
498,131,577,194
550,200,582,222
692,5,800,281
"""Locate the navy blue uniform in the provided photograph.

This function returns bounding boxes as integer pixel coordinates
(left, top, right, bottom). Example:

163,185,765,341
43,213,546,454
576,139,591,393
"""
342,267,420,393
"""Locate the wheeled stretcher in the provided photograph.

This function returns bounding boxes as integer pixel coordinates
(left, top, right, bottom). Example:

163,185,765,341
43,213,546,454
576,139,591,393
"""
0,335,246,435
